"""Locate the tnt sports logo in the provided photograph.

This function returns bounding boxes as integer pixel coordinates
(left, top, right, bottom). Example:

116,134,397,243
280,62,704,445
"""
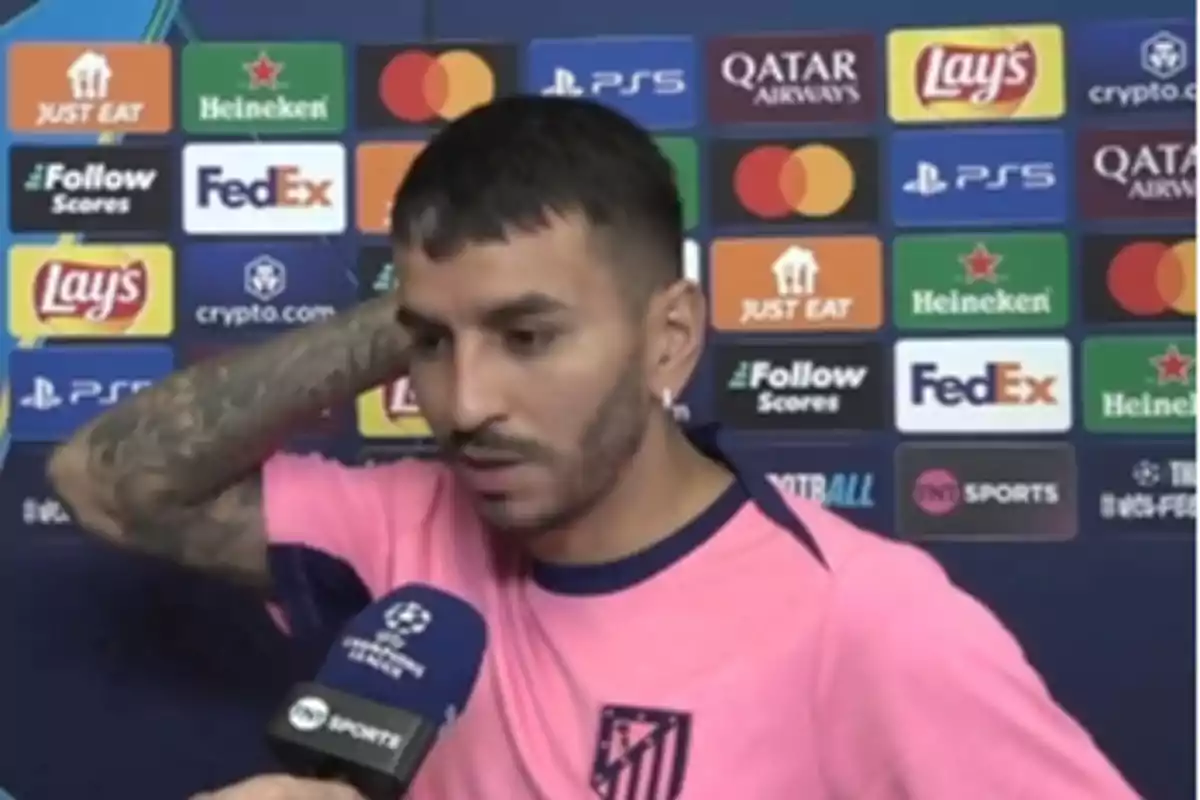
288,696,331,732
895,337,1072,433
898,443,1078,540
182,142,346,235
887,24,1065,123
8,244,174,338
712,137,877,226
357,376,432,439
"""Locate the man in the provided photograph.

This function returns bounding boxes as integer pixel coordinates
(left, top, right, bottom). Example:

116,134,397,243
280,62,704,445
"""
50,96,1137,799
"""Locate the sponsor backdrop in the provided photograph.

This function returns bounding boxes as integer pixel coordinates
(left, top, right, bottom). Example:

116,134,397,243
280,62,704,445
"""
0,0,1193,797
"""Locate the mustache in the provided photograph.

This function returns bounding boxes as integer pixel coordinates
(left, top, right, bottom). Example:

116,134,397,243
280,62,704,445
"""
444,428,547,461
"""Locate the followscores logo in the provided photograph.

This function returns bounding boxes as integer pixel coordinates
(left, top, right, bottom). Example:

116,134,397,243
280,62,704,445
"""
891,129,1067,227
183,142,347,235
527,36,698,129
715,342,886,431
9,145,172,232
1075,21,1195,113
180,242,355,334
895,337,1072,433
9,345,174,442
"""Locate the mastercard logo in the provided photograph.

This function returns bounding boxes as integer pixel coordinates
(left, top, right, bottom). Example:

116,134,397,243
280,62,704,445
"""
732,144,855,220
378,49,496,124
1106,240,1196,317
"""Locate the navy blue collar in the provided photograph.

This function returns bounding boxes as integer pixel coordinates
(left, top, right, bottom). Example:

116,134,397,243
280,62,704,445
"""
531,424,827,596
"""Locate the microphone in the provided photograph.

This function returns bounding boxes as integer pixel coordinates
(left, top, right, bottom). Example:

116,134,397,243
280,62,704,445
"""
266,583,488,799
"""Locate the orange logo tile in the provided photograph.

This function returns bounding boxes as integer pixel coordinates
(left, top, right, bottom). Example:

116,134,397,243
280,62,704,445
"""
8,43,173,134
356,142,425,234
710,236,883,332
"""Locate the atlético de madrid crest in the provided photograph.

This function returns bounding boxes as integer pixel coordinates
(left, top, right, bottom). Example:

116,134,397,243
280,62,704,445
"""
589,704,692,800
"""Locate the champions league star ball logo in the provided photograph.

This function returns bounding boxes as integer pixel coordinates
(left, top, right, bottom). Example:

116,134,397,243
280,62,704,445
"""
383,601,433,636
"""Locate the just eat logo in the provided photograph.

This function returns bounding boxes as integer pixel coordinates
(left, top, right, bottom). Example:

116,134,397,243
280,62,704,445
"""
182,142,347,236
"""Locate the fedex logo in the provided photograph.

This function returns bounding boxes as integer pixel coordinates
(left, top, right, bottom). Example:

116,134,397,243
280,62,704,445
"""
196,165,333,209
183,143,347,235
895,338,1072,433
910,362,1058,406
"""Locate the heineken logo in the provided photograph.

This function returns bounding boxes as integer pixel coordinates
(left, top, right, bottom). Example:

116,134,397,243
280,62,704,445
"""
894,233,1068,331
181,42,346,134
1085,336,1196,433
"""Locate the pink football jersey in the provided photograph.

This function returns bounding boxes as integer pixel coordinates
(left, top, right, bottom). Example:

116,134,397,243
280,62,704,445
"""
263,429,1139,799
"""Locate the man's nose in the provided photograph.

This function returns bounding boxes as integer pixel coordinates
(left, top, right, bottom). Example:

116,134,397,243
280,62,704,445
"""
449,349,506,432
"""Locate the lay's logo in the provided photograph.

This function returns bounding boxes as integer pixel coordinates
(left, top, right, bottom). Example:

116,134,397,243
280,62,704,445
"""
887,25,1065,123
8,244,174,337
356,376,431,439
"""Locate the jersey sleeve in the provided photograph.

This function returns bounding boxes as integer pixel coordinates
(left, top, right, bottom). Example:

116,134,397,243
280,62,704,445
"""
814,542,1140,800
261,452,445,648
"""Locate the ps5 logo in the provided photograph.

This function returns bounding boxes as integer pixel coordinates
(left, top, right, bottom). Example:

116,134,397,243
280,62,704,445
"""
19,375,154,410
541,67,687,98
903,160,1057,197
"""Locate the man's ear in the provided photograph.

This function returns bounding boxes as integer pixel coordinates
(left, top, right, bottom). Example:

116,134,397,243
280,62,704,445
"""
645,278,707,401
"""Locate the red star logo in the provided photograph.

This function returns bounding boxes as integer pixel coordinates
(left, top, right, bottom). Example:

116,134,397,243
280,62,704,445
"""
1150,345,1194,385
244,51,284,89
959,243,1002,283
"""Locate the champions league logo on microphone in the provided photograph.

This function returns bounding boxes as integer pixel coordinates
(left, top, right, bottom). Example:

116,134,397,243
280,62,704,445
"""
383,601,433,637
340,600,434,680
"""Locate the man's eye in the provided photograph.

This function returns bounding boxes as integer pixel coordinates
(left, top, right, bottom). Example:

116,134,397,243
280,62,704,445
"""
411,332,448,356
505,329,556,355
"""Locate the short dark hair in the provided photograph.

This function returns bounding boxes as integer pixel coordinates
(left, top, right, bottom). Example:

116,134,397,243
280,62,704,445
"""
389,95,683,299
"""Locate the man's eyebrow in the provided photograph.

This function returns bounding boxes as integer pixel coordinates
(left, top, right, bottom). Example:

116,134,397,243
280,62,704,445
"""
396,293,571,330
480,293,571,327
394,304,440,329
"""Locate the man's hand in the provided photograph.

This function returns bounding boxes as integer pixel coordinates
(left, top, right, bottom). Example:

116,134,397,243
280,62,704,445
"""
190,775,365,800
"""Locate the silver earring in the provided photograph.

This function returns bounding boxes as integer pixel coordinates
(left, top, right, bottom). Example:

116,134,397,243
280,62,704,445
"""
661,388,674,409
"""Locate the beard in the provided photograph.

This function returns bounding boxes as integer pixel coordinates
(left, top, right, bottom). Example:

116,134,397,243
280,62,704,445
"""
476,357,653,539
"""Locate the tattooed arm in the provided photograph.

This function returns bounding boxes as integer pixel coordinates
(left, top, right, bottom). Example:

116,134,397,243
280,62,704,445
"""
46,295,410,588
